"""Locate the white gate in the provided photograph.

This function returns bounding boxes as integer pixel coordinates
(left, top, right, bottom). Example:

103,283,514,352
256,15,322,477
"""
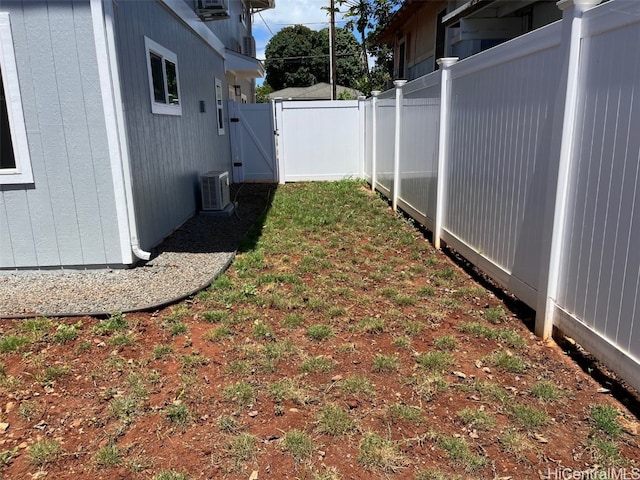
228,101,277,182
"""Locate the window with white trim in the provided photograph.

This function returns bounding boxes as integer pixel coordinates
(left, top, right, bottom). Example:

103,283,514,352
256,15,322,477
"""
144,37,181,116
215,77,225,135
0,13,33,184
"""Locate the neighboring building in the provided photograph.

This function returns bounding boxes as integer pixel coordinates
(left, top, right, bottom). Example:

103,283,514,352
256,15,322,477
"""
198,0,274,103
374,0,561,82
268,83,363,101
0,0,273,270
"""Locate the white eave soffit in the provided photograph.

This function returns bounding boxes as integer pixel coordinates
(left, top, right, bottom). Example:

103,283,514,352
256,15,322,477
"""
225,49,264,78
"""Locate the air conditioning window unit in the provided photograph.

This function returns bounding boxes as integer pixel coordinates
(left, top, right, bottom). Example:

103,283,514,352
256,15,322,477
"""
196,0,230,21
242,36,256,57
201,171,231,211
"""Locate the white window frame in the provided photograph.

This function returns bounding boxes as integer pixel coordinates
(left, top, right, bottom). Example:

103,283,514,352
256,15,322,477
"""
215,77,225,135
144,36,182,116
0,13,33,184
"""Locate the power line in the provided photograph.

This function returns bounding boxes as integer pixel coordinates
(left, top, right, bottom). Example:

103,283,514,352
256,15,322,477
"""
258,12,274,36
258,52,361,62
270,20,348,26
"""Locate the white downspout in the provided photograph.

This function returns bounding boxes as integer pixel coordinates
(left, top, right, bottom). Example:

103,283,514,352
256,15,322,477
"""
99,0,151,262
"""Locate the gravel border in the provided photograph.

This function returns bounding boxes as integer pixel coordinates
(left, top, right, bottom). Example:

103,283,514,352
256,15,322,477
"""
0,184,273,318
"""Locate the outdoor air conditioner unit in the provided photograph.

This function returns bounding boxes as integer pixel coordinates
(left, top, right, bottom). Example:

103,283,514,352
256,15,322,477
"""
201,171,231,211
242,36,256,57
196,0,230,21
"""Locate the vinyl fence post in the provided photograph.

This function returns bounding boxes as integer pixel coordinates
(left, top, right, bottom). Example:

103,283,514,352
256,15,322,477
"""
370,90,380,192
392,80,407,211
535,0,602,339
273,98,286,185
434,58,458,250
358,96,366,180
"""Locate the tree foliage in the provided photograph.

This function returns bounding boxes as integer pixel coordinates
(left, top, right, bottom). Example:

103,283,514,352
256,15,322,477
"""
255,83,274,103
264,25,365,91
338,0,400,93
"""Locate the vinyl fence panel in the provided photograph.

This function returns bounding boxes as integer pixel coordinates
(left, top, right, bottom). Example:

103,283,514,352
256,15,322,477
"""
375,94,396,195
364,99,373,182
555,1,640,369
443,23,562,306
397,72,441,230
277,100,362,182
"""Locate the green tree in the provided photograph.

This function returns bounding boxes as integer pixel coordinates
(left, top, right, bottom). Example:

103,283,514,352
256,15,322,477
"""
264,25,365,91
338,0,400,94
264,25,323,91
255,83,274,103
316,27,366,89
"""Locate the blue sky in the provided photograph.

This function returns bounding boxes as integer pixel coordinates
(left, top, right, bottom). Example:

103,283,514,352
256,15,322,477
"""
253,0,348,85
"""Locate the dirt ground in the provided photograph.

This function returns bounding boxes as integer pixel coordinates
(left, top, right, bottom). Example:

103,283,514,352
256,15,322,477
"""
0,183,638,480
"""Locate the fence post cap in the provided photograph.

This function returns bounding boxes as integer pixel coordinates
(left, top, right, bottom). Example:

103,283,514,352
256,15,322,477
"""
393,80,408,87
557,0,601,12
436,57,459,68
371,90,381,97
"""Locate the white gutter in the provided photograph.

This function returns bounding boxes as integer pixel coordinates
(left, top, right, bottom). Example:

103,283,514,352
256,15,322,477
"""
91,0,150,262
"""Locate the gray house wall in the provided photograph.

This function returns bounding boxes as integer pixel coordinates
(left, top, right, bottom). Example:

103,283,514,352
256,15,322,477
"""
196,0,257,102
112,0,232,251
0,0,123,268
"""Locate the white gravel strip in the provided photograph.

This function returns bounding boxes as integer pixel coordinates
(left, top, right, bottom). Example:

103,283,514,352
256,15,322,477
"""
0,250,234,318
0,184,272,318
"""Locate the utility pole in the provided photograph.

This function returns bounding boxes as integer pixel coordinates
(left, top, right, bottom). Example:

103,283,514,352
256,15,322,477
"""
329,0,337,100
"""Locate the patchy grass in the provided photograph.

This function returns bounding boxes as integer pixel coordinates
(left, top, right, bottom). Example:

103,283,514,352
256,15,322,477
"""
433,335,457,351
372,354,400,373
92,312,127,335
590,404,622,438
0,182,637,479
340,375,375,396
223,381,256,408
488,349,528,373
437,435,487,472
457,407,496,430
387,403,423,424
316,404,356,435
0,335,29,353
93,444,122,467
28,439,61,466
415,351,452,372
510,404,550,430
229,433,257,467
281,429,315,461
531,380,562,403
306,324,334,341
358,433,407,473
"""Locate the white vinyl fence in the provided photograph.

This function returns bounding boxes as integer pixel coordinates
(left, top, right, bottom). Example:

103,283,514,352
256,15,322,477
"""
274,100,365,182
260,0,640,392
362,0,640,392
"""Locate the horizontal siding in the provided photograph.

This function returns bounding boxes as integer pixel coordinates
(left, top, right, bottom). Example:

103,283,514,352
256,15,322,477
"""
113,0,232,250
0,0,122,268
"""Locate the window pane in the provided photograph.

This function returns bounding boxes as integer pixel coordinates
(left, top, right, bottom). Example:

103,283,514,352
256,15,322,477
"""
150,52,166,103
165,60,179,105
0,69,16,169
